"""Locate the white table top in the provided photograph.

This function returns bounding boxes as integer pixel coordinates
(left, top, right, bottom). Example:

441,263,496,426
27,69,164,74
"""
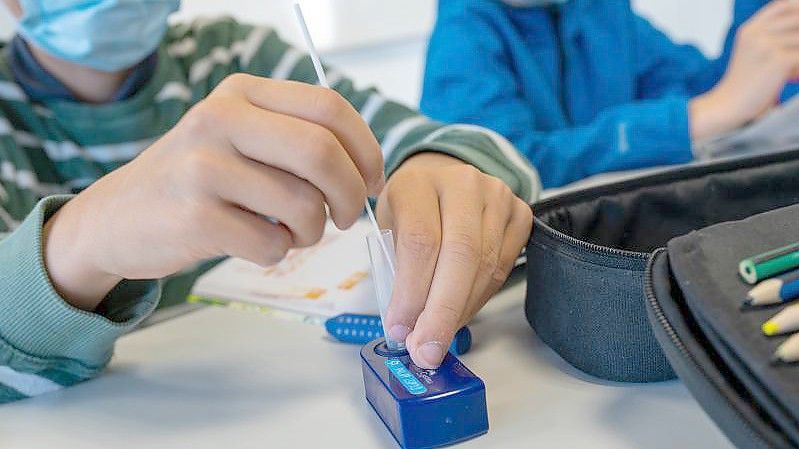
0,279,734,449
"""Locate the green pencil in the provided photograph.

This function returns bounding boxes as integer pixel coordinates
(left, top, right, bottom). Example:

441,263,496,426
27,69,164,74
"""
739,242,799,285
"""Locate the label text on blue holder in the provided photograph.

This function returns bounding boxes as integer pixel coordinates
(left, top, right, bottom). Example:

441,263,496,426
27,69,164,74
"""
385,359,427,395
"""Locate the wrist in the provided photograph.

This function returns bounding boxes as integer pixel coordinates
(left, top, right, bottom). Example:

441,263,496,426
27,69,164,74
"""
689,83,750,142
43,196,122,311
688,89,730,142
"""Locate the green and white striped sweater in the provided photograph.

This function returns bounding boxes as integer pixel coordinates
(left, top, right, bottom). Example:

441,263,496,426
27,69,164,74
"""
0,18,541,402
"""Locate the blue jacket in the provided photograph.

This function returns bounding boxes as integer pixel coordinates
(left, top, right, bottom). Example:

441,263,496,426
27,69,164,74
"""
421,0,792,187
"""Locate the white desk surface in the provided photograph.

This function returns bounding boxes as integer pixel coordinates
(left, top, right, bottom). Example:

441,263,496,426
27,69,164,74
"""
0,279,733,449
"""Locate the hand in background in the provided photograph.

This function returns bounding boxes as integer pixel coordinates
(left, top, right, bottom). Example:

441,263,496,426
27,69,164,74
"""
691,0,799,141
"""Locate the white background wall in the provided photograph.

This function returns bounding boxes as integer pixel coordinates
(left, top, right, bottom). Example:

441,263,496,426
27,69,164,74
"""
0,0,735,104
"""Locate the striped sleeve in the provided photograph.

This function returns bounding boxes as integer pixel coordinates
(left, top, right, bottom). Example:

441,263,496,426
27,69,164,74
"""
0,195,161,403
330,81,542,202
168,18,542,202
0,113,161,403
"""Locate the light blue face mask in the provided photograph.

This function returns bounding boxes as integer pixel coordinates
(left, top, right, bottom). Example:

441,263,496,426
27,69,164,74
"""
17,0,180,72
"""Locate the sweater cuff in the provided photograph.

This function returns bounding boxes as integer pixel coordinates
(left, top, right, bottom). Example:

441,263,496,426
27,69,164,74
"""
385,125,542,203
0,195,160,374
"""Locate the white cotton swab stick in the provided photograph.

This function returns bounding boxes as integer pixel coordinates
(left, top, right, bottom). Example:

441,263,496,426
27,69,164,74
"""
293,3,395,275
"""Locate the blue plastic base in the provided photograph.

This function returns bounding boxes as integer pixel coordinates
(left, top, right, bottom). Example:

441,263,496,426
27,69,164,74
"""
360,339,488,449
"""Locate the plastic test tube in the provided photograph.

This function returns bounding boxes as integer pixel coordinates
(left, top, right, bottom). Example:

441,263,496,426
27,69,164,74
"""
366,229,404,351
294,2,403,352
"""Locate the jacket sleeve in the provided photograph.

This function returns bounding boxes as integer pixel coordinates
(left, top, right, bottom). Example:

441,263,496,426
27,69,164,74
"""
0,119,160,403
632,15,718,100
420,3,706,188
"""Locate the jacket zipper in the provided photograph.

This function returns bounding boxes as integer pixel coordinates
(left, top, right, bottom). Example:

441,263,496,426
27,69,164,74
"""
643,249,771,449
549,6,570,123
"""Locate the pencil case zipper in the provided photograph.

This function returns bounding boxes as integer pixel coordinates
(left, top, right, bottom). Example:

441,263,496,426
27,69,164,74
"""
532,216,650,264
643,249,768,448
534,148,799,212
531,148,799,272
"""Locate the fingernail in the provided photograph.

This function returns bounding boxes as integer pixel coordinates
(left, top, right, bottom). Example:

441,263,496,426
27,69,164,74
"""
388,324,411,342
417,341,445,369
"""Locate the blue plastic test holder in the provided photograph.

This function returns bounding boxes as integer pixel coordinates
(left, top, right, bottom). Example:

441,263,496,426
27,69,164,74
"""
360,338,488,449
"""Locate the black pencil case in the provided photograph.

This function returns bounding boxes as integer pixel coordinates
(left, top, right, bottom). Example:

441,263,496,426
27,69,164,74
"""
525,150,799,447
525,149,799,381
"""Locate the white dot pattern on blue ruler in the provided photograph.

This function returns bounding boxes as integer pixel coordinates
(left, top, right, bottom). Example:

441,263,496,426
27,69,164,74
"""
328,315,392,343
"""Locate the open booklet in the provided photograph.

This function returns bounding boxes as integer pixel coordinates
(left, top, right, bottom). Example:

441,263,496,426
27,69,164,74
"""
190,218,379,321
695,94,799,160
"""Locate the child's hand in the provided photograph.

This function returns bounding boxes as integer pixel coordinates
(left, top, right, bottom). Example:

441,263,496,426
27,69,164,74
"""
43,73,385,310
376,152,532,369
691,0,799,140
